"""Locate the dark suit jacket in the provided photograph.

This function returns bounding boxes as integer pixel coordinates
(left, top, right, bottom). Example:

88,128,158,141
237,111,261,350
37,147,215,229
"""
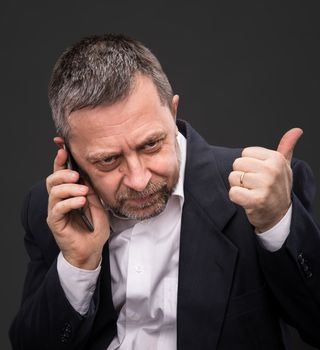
10,120,320,350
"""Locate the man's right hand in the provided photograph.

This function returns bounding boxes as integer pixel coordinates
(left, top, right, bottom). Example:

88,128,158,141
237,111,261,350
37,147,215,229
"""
46,144,110,270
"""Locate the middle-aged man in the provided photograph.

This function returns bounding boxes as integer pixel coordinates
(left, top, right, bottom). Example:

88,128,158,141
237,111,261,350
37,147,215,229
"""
10,34,320,350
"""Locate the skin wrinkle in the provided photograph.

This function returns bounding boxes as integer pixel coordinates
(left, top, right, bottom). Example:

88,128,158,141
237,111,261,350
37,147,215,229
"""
85,131,167,163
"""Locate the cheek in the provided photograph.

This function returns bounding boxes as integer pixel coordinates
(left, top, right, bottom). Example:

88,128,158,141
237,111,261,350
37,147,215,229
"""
147,150,179,182
90,173,121,205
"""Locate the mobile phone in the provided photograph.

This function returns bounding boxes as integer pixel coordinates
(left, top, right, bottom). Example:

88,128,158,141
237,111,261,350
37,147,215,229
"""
64,145,94,232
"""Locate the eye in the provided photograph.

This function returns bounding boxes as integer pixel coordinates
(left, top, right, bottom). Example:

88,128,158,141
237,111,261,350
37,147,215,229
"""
144,140,161,152
104,156,118,164
96,155,120,170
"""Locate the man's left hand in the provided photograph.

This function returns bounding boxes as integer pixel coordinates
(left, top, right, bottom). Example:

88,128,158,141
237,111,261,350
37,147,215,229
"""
228,128,303,232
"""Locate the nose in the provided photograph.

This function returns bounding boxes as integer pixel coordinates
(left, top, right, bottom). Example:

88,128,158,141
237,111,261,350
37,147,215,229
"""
122,155,152,192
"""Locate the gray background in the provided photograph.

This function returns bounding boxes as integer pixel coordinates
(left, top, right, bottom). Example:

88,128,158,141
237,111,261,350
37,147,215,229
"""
1,0,319,349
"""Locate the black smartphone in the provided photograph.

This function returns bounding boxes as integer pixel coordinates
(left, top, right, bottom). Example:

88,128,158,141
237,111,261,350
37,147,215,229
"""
64,145,94,232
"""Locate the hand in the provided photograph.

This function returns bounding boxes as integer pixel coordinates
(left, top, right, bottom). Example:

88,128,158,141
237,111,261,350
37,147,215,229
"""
46,139,110,269
228,128,303,232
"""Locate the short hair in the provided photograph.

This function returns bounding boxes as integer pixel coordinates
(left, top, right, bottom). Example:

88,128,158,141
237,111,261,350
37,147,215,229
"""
48,33,173,139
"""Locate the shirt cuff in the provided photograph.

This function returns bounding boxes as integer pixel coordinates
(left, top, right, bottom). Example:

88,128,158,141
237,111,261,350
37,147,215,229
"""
57,252,101,315
256,205,292,252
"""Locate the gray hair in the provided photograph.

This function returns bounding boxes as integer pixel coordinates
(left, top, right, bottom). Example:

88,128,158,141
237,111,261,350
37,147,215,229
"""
48,33,173,139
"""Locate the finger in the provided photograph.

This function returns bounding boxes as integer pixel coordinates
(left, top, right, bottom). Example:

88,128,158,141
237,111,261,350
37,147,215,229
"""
53,137,65,149
46,170,79,193
50,196,87,222
233,157,264,173
229,186,257,209
53,148,68,173
78,180,108,233
277,128,303,162
48,183,88,211
242,147,276,160
229,171,275,190
229,171,256,189
82,181,108,225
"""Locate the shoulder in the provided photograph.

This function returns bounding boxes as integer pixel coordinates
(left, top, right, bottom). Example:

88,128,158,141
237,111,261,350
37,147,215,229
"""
291,158,316,212
21,180,50,241
21,180,59,264
22,180,48,227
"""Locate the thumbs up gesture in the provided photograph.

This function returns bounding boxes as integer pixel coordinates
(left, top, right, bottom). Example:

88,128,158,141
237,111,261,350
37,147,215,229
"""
228,128,303,232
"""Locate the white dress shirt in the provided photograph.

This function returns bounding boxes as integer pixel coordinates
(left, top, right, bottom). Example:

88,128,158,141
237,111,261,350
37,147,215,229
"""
57,133,292,349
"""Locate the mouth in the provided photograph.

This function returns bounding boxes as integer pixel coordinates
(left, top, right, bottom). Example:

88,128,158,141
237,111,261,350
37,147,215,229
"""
126,191,160,207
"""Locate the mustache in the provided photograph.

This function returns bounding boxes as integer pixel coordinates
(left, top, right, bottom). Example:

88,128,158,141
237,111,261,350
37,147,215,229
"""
116,181,167,201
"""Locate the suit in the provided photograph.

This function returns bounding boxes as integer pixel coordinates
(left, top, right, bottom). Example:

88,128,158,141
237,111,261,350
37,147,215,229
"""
10,120,320,349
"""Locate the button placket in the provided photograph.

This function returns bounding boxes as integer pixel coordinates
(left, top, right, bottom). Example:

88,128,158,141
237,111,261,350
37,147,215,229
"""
60,322,72,343
125,224,152,324
297,252,313,279
135,265,143,273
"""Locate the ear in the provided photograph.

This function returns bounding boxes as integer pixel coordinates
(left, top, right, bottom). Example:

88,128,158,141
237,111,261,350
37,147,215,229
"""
171,94,179,120
53,136,66,149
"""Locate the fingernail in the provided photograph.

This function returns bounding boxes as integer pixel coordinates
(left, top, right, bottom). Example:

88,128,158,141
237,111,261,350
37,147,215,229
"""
80,186,87,193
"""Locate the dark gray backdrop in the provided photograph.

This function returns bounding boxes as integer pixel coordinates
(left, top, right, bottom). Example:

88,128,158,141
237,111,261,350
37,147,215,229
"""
1,1,319,349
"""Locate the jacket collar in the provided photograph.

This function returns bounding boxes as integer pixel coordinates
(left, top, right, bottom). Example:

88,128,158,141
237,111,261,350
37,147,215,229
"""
177,119,237,231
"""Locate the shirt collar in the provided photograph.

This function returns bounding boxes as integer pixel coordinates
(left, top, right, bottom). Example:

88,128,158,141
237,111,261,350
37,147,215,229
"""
172,131,186,202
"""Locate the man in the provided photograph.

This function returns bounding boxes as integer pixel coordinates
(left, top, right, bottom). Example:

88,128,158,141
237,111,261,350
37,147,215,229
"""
10,34,320,349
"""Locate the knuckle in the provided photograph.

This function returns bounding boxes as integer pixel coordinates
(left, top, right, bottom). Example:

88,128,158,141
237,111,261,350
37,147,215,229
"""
228,172,234,185
46,214,55,229
241,147,249,157
232,158,241,170
50,185,59,198
228,190,234,202
46,175,53,192
55,200,65,213
229,186,237,201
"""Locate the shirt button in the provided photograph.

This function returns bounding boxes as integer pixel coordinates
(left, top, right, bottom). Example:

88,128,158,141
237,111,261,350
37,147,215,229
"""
131,313,141,321
135,265,143,273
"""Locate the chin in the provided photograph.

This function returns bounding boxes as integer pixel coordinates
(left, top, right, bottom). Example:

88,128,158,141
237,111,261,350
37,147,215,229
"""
121,201,167,221
118,196,169,220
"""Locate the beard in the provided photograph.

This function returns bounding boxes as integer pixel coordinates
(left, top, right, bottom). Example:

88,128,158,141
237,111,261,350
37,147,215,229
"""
102,139,181,221
109,179,175,220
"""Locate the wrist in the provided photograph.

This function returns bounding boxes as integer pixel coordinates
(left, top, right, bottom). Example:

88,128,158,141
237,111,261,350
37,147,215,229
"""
63,252,102,270
255,205,291,234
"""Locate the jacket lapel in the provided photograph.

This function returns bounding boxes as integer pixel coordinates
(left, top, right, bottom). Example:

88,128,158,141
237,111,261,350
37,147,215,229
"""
177,120,239,350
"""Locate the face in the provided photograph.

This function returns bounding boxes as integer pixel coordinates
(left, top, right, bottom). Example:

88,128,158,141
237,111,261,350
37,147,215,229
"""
67,74,180,220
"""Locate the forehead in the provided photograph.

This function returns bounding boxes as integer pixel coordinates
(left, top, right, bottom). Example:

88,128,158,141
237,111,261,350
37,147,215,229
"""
67,75,174,154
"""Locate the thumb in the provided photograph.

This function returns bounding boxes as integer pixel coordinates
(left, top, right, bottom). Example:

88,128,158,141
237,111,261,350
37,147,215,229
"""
277,128,303,162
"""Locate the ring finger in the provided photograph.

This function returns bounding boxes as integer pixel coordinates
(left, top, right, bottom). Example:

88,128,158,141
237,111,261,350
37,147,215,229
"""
228,171,260,189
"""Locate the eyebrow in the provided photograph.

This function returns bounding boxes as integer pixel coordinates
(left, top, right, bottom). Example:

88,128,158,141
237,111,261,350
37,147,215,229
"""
86,131,167,162
86,151,121,163
136,131,166,149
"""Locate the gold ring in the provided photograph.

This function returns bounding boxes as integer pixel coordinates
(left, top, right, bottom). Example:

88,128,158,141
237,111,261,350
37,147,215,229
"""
240,172,245,187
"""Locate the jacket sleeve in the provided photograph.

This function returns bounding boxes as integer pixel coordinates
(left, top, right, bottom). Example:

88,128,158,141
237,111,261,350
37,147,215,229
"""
9,186,100,350
257,159,320,348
